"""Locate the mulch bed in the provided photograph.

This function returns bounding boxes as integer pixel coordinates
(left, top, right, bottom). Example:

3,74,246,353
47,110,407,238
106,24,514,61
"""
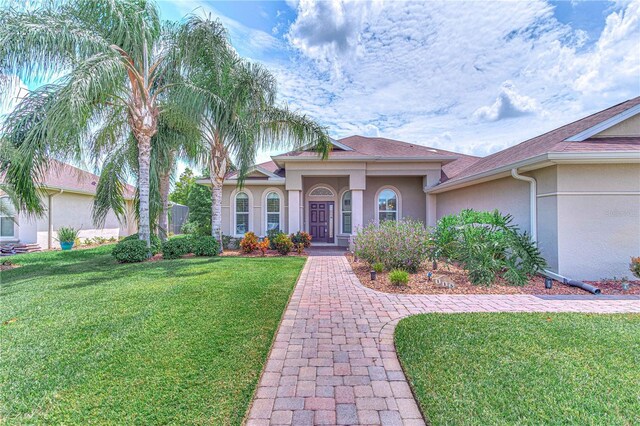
346,254,640,295
220,249,307,258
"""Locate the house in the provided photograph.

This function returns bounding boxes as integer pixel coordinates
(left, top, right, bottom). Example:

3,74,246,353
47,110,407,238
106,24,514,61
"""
197,98,640,281
0,161,137,249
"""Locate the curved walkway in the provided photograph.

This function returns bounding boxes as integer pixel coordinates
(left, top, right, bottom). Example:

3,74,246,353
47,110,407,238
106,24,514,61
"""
246,256,640,425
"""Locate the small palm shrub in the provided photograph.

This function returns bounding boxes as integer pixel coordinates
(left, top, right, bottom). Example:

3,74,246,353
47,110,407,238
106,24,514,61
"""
372,262,384,273
353,219,430,273
273,233,293,255
389,269,409,286
258,238,270,256
122,233,162,255
112,239,148,263
630,257,640,279
240,232,259,253
192,236,220,256
56,227,79,243
290,231,312,248
162,237,193,259
431,209,547,286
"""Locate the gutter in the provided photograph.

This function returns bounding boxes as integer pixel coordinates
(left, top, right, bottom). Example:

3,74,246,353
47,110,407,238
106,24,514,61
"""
510,168,537,243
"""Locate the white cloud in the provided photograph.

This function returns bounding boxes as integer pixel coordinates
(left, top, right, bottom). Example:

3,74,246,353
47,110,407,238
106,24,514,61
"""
473,82,543,122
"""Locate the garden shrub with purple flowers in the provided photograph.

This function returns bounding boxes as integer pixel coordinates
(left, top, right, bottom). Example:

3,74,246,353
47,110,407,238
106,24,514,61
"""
353,219,430,273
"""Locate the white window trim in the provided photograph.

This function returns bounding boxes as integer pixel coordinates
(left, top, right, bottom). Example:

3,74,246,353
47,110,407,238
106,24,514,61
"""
374,185,402,223
0,196,16,239
338,187,352,235
308,184,335,197
262,187,284,235
231,188,253,237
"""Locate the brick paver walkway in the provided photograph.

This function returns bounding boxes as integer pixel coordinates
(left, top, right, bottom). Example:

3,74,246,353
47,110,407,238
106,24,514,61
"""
246,256,640,425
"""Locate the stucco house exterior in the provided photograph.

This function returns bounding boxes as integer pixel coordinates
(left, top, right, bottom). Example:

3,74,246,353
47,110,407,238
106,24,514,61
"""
1,161,137,249
199,97,639,281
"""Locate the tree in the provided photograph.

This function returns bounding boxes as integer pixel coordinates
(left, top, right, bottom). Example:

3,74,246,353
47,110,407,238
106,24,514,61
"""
170,168,196,206
0,1,228,249
185,183,212,236
192,55,332,248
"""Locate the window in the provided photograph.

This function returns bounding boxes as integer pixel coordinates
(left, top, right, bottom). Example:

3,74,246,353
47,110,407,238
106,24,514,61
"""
235,192,249,235
266,191,280,232
0,197,15,238
309,186,333,197
378,189,398,222
341,191,352,234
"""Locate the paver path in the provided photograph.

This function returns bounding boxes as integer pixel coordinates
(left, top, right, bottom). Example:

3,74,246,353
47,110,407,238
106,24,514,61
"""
246,256,640,425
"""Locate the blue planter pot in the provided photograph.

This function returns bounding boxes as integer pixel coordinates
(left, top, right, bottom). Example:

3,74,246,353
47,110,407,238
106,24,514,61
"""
60,241,74,251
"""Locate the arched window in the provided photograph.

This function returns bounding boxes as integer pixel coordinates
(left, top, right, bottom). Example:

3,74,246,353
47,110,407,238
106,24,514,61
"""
341,191,352,234
266,191,281,232
0,196,16,238
235,192,250,235
309,186,333,197
377,189,398,222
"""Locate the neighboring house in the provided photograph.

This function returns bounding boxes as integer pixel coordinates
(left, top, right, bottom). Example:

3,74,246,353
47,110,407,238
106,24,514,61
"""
0,161,137,249
197,98,640,280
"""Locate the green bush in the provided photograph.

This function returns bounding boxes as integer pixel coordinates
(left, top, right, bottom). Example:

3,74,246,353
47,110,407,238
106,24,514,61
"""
290,231,312,248
389,269,409,286
353,219,430,273
273,233,293,255
162,237,193,260
192,236,220,257
122,233,162,255
112,239,148,263
267,229,285,250
372,262,384,273
431,209,547,286
56,227,79,243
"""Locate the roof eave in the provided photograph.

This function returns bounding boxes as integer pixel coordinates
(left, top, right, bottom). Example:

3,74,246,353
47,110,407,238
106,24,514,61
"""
272,155,459,168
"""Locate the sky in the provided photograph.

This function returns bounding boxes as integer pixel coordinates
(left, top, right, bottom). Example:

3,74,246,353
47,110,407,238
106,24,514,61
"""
1,0,639,175
158,0,640,166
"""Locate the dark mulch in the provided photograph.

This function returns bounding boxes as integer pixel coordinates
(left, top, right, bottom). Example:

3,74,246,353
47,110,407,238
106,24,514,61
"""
220,249,307,258
346,254,640,295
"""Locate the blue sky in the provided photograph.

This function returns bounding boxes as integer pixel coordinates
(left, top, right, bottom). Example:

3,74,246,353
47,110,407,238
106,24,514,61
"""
158,0,639,165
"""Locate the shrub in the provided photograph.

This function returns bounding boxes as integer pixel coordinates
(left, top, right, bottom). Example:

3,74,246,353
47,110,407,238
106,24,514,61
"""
240,232,259,253
389,269,409,286
267,229,285,250
295,242,305,255
122,233,162,255
372,262,384,273
258,238,270,256
56,227,79,243
290,231,312,248
192,236,220,257
162,237,193,259
432,209,547,286
181,220,197,235
112,239,148,263
353,219,430,273
273,233,293,255
222,235,239,250
631,257,640,279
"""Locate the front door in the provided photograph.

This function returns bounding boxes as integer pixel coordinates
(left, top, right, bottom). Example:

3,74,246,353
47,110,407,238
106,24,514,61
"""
309,201,334,243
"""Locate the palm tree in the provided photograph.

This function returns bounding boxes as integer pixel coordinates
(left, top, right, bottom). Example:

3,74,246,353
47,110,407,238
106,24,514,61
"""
0,1,228,248
193,55,331,247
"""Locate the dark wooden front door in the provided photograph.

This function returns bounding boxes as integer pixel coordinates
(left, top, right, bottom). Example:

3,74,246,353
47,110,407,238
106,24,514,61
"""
309,201,334,243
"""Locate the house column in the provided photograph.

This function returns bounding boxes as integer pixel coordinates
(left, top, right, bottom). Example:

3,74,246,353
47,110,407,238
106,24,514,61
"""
288,190,301,233
351,189,363,232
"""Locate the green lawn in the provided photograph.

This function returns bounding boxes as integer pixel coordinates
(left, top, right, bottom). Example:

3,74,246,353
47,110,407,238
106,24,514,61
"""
0,246,305,425
395,313,640,426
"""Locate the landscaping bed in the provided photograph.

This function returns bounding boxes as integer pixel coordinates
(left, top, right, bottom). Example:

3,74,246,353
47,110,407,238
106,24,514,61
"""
395,313,640,425
221,249,307,257
347,254,640,295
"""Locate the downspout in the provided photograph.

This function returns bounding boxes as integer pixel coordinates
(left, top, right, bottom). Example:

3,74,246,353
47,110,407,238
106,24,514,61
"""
510,169,601,295
510,168,536,243
48,189,63,249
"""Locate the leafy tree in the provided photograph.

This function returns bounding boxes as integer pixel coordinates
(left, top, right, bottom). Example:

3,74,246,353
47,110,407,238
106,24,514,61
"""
185,183,212,236
0,1,228,248
170,168,196,206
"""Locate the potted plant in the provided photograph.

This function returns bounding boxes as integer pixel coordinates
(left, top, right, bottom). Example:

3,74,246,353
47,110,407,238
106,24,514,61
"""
56,227,80,250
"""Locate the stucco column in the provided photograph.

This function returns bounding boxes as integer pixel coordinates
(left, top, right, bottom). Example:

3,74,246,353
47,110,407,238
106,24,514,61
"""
426,193,437,227
288,190,301,233
351,189,364,233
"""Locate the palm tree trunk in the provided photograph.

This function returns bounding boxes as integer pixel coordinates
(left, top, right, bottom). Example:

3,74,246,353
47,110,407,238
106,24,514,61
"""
209,137,227,252
137,135,152,248
158,166,171,242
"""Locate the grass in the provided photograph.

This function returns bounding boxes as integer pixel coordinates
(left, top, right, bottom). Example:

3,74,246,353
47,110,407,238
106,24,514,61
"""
395,313,640,426
0,245,305,425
